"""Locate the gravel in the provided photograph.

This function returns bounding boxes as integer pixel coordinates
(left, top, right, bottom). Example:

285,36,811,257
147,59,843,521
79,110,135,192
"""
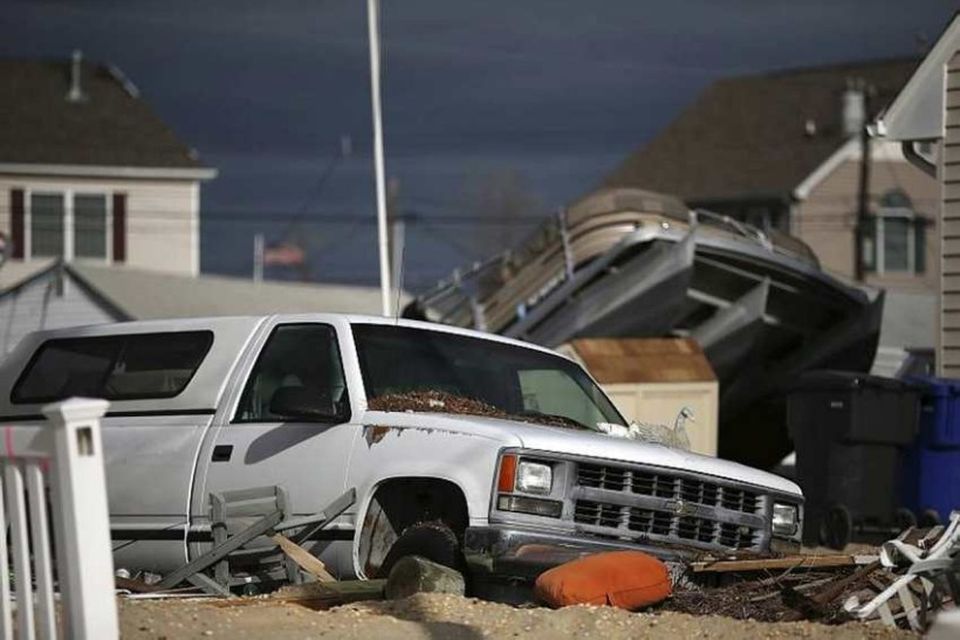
119,592,916,639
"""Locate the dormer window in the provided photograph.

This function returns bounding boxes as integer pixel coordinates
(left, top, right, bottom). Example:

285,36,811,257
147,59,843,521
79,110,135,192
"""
861,189,926,275
27,190,110,261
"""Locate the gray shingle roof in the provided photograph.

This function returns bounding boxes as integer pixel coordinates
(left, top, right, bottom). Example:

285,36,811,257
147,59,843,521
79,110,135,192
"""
0,258,56,294
604,58,919,204
66,263,402,319
0,57,206,169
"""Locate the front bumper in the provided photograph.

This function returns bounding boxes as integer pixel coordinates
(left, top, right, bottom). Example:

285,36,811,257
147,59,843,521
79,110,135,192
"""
464,524,802,581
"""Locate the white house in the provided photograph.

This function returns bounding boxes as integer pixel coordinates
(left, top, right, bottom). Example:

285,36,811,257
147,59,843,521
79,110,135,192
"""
0,52,216,276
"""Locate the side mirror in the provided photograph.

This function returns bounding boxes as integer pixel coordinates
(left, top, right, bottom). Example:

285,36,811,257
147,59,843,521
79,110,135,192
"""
269,386,340,422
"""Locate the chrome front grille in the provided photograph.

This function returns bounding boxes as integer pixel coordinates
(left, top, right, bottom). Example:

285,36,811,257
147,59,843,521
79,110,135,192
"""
573,463,766,551
577,463,761,515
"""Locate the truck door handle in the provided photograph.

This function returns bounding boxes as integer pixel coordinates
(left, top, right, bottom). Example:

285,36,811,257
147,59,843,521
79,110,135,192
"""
212,445,233,462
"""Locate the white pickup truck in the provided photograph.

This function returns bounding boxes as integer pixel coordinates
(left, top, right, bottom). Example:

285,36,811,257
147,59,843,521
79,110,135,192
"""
0,314,803,584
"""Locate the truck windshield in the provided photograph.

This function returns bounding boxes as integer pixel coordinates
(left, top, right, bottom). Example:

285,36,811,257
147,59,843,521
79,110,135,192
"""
353,324,626,430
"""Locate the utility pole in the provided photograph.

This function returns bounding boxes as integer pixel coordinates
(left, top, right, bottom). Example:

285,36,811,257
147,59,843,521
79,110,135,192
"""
367,0,392,315
854,85,872,282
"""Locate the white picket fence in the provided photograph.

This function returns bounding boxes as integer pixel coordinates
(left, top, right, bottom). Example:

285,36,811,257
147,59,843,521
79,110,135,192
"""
0,398,118,640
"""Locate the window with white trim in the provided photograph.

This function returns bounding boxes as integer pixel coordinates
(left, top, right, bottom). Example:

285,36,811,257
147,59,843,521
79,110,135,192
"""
862,189,926,275
30,193,65,258
26,190,111,261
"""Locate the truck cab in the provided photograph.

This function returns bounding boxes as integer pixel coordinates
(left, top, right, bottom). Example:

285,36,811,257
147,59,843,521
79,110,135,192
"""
0,314,803,583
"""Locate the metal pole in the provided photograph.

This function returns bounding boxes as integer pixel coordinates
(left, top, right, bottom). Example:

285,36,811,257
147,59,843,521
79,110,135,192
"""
253,233,264,282
367,0,392,315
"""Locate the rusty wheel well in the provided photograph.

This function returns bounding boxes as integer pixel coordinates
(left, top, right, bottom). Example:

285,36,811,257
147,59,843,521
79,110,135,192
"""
357,477,469,577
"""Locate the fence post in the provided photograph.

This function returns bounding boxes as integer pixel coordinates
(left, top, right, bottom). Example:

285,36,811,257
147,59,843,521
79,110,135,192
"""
41,398,117,640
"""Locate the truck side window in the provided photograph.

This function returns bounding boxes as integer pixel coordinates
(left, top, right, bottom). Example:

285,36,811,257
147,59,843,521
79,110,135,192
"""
234,324,349,422
12,331,213,403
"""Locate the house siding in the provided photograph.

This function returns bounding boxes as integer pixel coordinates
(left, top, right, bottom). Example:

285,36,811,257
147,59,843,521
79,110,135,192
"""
794,153,939,292
0,269,118,356
941,52,960,376
0,173,199,276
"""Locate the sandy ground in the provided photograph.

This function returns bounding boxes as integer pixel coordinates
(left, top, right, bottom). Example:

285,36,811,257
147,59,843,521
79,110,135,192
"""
118,592,915,640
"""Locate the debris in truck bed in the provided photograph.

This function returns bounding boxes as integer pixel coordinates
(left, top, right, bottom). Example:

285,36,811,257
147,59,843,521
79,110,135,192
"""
367,389,587,429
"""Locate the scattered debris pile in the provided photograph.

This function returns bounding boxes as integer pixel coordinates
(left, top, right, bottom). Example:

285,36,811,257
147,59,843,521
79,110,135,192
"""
844,512,960,632
665,566,870,623
666,515,960,632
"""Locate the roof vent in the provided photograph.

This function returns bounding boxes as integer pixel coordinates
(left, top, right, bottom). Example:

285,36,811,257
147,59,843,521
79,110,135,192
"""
804,119,817,137
66,49,87,103
842,79,865,137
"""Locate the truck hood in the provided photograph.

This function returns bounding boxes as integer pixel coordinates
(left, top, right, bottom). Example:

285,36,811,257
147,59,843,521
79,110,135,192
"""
361,410,802,497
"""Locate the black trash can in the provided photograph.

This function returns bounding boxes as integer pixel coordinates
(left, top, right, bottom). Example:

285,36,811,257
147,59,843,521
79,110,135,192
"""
787,371,919,548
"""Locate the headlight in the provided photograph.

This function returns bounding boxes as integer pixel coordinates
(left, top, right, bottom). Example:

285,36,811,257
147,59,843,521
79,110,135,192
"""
772,503,799,536
516,461,552,495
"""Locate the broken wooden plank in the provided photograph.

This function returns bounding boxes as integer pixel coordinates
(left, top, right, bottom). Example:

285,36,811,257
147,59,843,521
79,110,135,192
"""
274,579,385,607
781,560,882,622
271,533,336,583
203,580,387,609
691,554,878,573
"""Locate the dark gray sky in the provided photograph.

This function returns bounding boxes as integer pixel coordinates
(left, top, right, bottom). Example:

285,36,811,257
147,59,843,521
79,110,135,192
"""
2,1,956,288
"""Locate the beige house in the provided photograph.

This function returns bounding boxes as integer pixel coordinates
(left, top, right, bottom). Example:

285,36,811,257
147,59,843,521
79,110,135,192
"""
793,139,937,293
605,58,940,371
0,53,216,276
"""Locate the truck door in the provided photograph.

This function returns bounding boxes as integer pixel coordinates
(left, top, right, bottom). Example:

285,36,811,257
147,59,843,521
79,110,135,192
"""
195,322,358,573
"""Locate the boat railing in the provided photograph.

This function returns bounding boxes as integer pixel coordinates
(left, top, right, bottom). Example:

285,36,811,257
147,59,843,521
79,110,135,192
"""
692,209,774,251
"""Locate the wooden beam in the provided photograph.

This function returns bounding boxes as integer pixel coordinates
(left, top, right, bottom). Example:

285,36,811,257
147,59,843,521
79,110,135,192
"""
690,554,878,573
271,534,336,583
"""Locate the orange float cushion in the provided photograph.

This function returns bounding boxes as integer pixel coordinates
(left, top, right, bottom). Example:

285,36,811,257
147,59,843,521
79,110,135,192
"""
534,550,672,610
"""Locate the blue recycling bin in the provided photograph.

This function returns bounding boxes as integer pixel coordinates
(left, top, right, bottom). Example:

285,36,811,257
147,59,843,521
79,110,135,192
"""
901,377,960,524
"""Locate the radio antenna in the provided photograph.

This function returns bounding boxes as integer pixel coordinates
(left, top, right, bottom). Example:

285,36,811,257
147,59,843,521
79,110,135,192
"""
394,220,407,323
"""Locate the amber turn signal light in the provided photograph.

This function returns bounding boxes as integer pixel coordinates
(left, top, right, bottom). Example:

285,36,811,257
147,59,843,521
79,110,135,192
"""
497,454,517,493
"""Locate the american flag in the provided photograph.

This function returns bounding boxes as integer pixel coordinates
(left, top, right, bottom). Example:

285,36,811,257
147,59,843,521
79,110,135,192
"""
263,242,305,267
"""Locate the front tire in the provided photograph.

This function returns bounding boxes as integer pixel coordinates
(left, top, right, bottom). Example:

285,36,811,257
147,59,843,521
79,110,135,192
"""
377,521,465,578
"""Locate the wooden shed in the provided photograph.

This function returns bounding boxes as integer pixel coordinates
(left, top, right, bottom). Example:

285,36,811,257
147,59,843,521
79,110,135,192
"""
558,338,719,456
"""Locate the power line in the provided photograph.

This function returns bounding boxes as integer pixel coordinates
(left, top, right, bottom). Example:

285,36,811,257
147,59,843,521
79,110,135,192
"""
0,206,550,226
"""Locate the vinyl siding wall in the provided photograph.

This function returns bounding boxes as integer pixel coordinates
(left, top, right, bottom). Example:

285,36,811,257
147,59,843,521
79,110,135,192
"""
0,173,199,276
941,51,960,376
0,269,118,356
